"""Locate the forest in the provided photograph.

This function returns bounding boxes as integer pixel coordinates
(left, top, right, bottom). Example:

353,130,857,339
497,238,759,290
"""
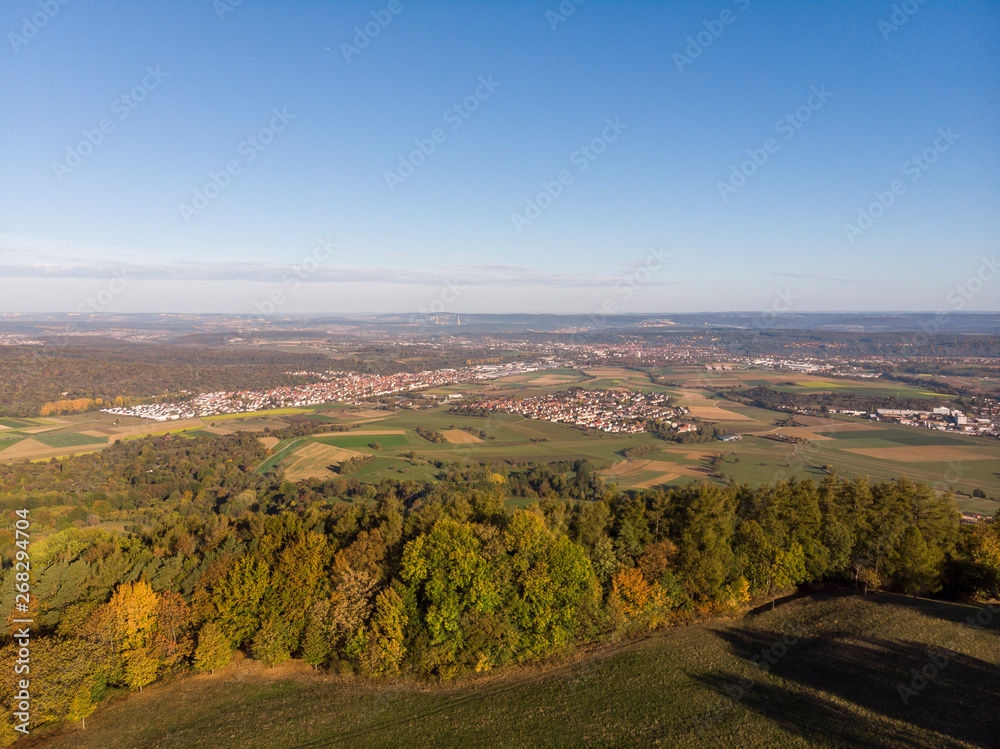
0,430,998,740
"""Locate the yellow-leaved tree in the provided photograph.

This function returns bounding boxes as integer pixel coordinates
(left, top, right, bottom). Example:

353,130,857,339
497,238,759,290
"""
107,580,160,691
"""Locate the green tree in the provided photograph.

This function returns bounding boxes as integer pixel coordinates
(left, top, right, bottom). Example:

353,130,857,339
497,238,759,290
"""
671,485,737,602
300,621,330,670
966,524,1000,595
193,622,233,674
361,587,408,675
252,616,293,668
893,526,938,595
770,542,808,607
213,557,270,647
264,531,329,649
401,519,499,673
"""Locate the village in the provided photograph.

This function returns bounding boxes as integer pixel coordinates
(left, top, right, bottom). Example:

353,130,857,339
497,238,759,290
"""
100,359,564,421
456,388,687,434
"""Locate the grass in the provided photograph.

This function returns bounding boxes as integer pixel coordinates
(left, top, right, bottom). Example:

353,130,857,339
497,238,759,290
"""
282,442,365,481
119,426,206,442
0,417,37,428
0,437,25,452
314,434,410,449
183,429,221,439
255,438,312,475
823,429,970,447
207,408,314,421
24,592,1000,749
32,432,108,448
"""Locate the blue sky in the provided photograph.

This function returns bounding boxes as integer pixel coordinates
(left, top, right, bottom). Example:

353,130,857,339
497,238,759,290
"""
1,0,997,315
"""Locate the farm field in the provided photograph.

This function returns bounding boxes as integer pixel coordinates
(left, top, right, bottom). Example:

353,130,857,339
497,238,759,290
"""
32,432,108,448
2,368,997,513
313,433,410,449
660,367,959,401
0,417,39,429
281,442,366,481
23,592,1000,749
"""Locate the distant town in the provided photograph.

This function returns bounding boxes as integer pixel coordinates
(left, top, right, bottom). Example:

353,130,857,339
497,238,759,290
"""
99,360,565,421
456,389,689,434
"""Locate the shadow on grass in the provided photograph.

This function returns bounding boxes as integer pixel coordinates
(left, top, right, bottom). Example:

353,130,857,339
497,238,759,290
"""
749,589,1000,640
861,591,1000,637
693,624,1000,747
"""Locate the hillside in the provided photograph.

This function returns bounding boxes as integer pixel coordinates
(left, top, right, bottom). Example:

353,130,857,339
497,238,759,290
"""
20,592,1000,749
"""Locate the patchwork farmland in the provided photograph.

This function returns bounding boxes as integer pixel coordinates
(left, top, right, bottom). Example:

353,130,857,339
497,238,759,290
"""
2,368,997,514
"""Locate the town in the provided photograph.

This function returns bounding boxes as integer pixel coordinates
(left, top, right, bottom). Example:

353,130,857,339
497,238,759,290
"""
99,359,565,421
455,388,688,434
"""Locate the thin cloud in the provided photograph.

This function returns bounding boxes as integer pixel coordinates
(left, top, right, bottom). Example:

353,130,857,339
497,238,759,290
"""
766,271,829,279
0,260,682,288
765,271,893,285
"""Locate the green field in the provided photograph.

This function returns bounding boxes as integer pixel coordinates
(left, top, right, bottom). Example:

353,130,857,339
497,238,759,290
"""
304,413,342,423
314,433,410,449
0,437,25,452
822,429,971,447
183,429,221,439
255,438,313,475
26,592,1000,749
0,417,37,429
32,432,108,448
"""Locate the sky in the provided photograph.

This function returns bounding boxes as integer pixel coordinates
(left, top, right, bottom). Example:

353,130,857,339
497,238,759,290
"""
1,0,998,316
